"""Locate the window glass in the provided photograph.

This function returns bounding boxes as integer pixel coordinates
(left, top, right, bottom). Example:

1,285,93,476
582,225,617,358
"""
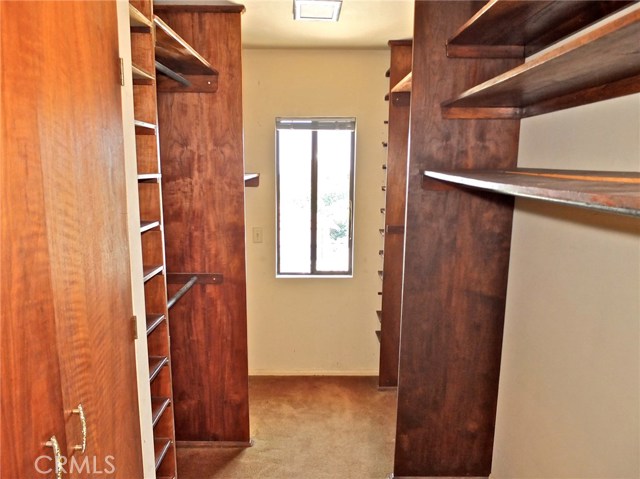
276,118,356,277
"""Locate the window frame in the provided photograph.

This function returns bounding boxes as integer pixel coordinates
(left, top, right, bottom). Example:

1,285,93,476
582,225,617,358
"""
275,117,356,278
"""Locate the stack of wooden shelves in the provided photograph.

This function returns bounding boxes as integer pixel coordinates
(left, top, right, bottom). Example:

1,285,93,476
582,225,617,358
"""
377,39,412,389
128,1,177,477
394,1,640,477
431,1,640,209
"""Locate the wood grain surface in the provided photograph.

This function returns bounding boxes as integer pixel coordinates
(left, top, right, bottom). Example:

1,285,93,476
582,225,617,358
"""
157,8,250,443
443,6,640,117
424,169,640,217
447,0,633,57
1,2,143,478
379,41,412,388
394,2,521,476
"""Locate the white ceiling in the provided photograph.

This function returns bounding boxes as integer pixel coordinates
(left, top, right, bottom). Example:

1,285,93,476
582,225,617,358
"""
156,0,414,49
240,0,413,49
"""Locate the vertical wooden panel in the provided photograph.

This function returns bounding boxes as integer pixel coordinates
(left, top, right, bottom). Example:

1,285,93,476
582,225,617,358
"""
1,4,68,476
379,40,412,388
394,2,521,477
1,2,143,478
156,8,250,443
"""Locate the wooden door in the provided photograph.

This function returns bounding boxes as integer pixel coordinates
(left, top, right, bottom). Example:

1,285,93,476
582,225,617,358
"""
1,2,143,478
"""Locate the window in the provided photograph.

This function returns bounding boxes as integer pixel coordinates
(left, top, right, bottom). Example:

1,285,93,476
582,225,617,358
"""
276,117,356,277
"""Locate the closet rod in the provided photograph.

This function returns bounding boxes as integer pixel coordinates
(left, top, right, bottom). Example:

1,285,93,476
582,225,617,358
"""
155,61,191,87
167,275,198,309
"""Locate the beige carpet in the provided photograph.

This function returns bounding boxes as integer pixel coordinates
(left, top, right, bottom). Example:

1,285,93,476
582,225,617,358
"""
176,376,397,479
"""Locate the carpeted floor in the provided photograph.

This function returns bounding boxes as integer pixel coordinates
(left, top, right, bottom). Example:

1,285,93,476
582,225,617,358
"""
176,376,397,479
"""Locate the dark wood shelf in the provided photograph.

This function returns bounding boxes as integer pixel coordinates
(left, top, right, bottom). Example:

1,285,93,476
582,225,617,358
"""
423,168,640,217
148,356,169,383
137,173,161,181
244,173,260,187
446,0,633,58
146,314,166,336
134,120,157,135
129,3,153,33
143,264,164,283
391,72,412,93
375,330,381,342
151,397,172,427
442,7,640,119
377,310,382,323
140,220,161,233
154,16,217,76
154,438,172,470
386,225,405,235
132,63,155,85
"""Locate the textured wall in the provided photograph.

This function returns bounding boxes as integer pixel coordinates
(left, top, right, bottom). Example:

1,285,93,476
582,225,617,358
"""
242,49,389,374
493,94,640,478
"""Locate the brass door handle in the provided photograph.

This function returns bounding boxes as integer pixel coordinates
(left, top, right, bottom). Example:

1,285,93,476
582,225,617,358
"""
72,404,87,453
45,435,63,479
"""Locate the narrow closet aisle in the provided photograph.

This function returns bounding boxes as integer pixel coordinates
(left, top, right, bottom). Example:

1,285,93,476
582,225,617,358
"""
177,377,397,479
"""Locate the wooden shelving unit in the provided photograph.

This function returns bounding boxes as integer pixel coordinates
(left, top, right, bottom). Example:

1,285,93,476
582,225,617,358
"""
143,264,164,282
154,3,251,446
394,2,640,477
424,169,640,217
153,15,218,93
152,398,172,427
442,6,640,119
149,356,170,382
138,173,162,180
128,1,178,478
154,16,217,75
132,64,155,84
154,438,172,469
244,173,260,187
146,314,166,335
391,71,412,93
129,3,153,32
446,0,633,58
141,220,161,233
378,39,412,389
134,120,157,134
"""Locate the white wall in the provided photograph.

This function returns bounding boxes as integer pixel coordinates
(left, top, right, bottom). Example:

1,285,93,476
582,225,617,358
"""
492,95,640,478
242,49,389,375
